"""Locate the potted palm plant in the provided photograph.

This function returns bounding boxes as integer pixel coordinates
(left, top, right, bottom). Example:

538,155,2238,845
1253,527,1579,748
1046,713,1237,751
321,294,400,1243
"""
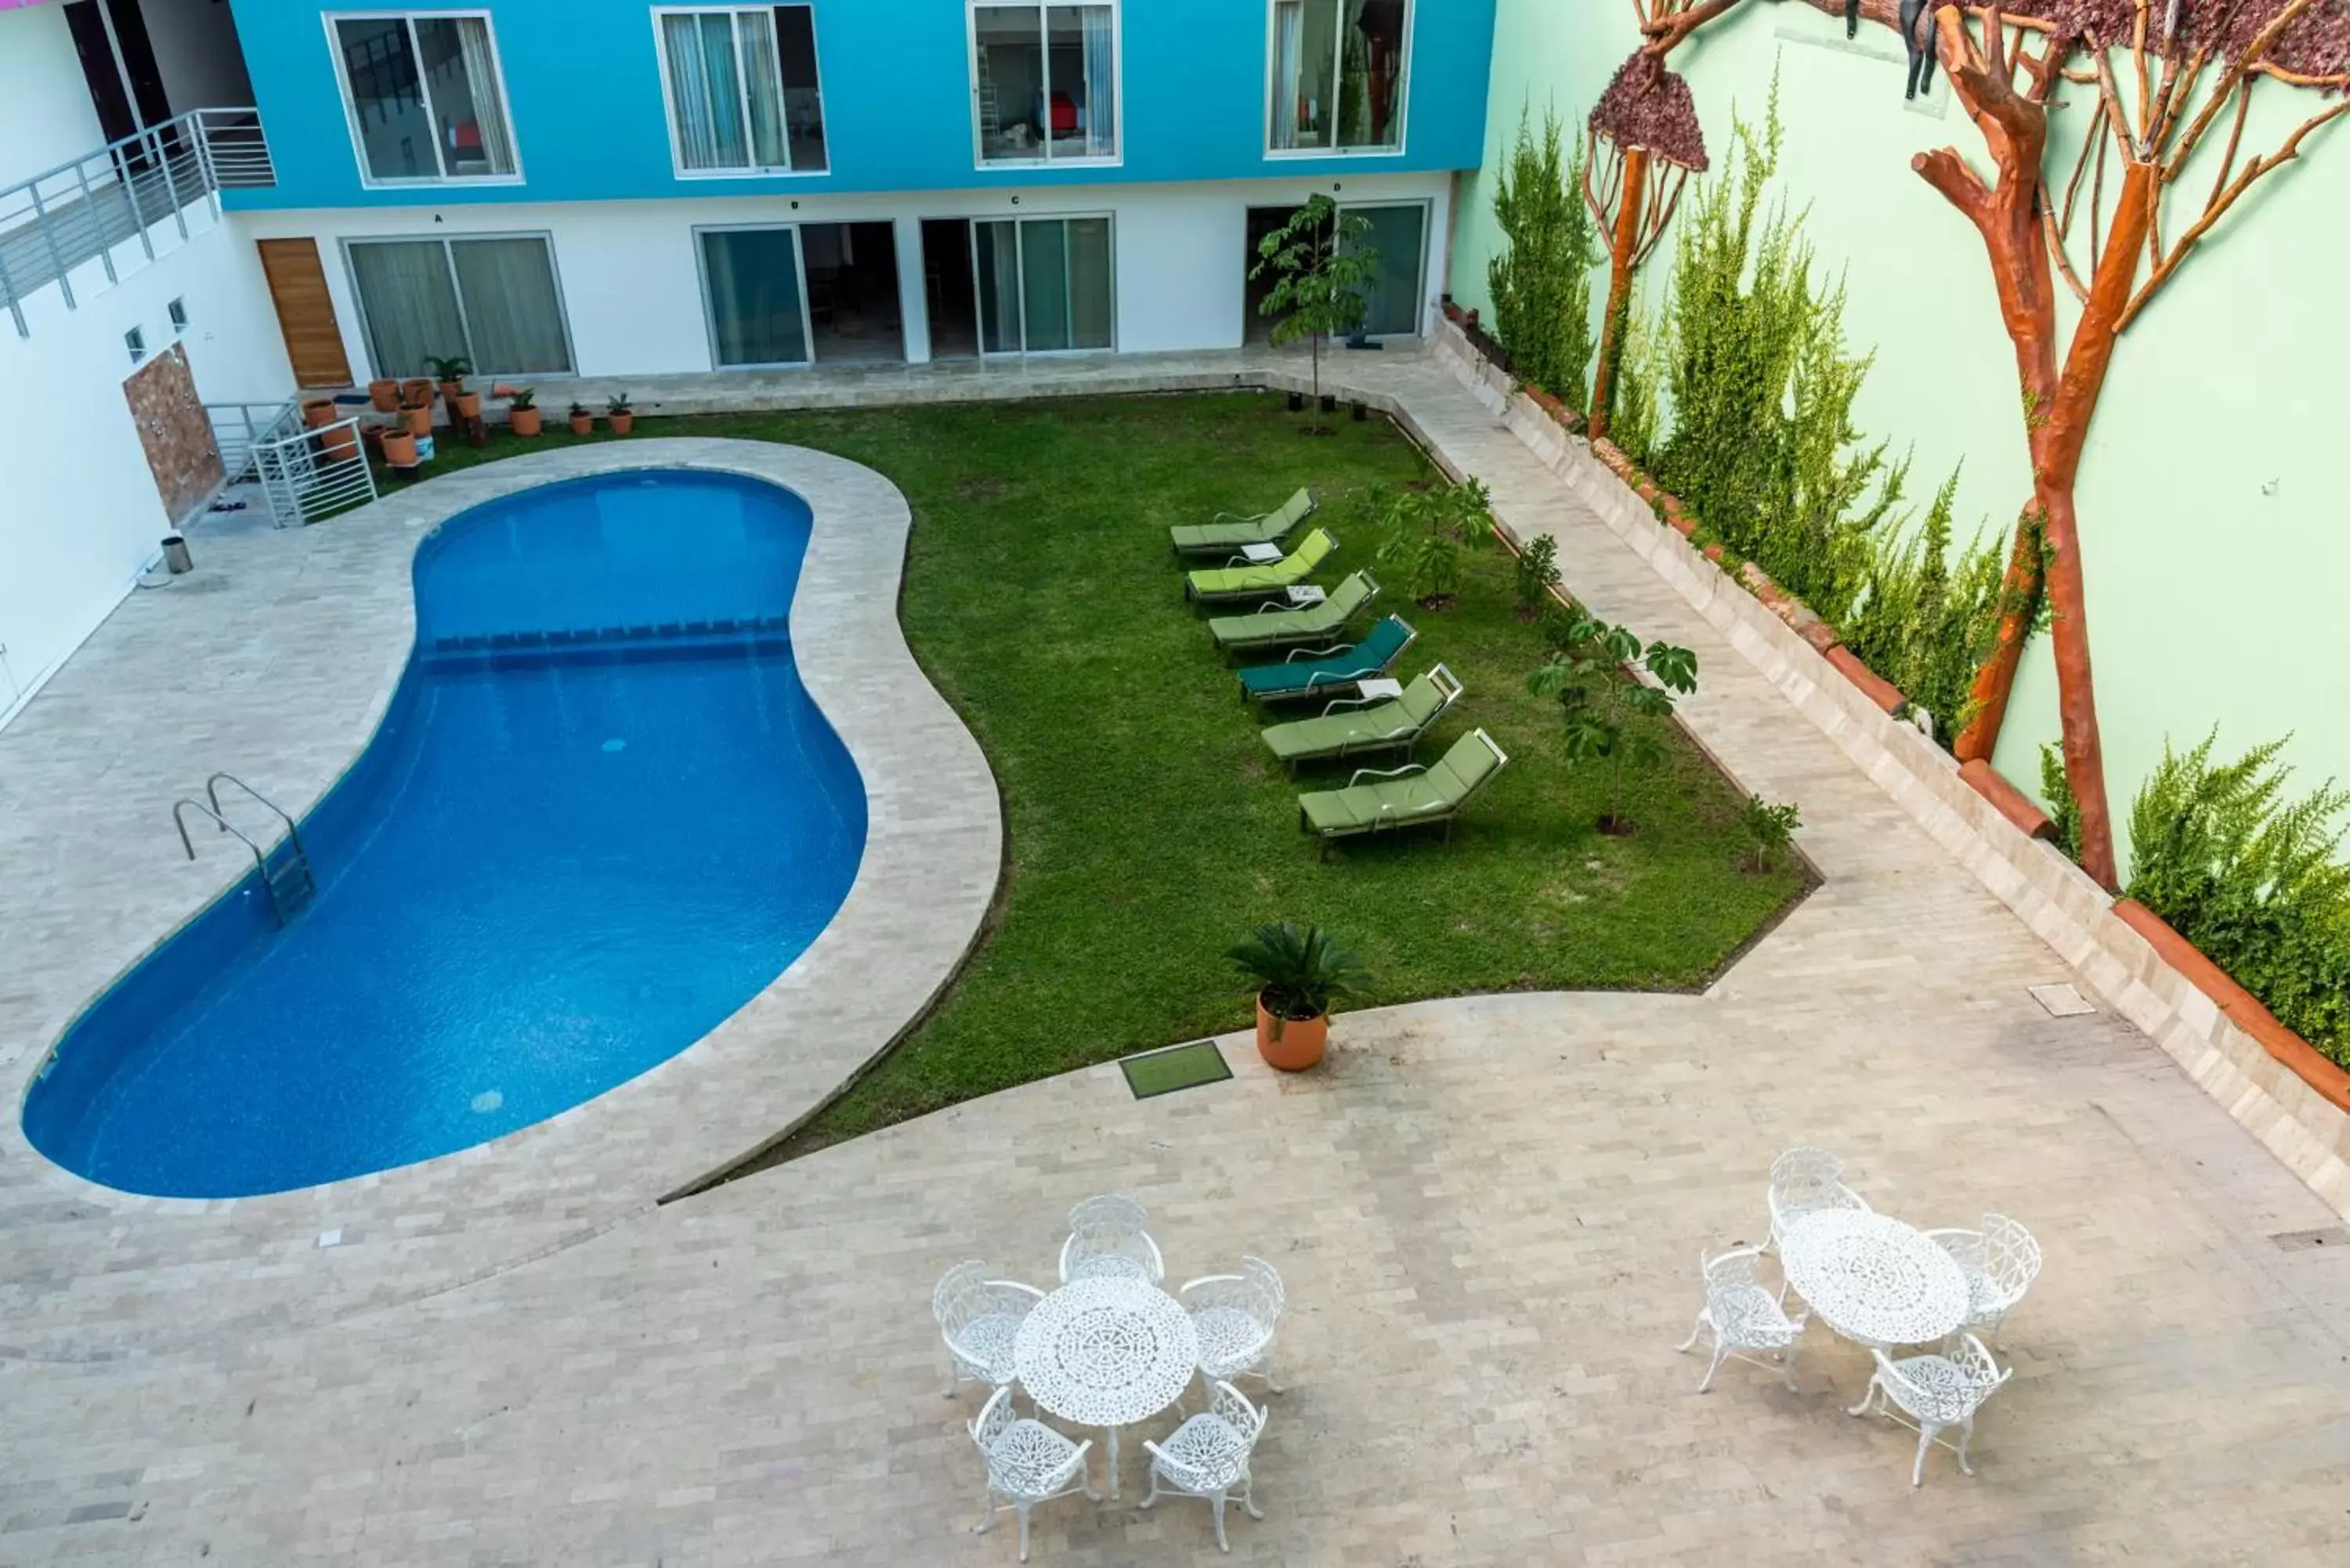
504,386,541,436
427,354,471,406
1227,921,1371,1071
606,392,634,435
568,400,595,436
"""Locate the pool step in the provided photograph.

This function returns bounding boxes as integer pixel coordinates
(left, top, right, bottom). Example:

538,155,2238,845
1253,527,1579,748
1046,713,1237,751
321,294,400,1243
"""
264,848,316,922
421,614,794,670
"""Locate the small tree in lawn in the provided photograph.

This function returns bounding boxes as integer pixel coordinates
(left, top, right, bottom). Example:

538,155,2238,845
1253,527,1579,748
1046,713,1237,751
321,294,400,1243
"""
1253,194,1379,432
1528,614,1698,834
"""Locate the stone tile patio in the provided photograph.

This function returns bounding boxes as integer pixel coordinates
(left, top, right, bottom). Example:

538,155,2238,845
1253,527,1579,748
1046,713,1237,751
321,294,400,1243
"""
4,348,2350,1563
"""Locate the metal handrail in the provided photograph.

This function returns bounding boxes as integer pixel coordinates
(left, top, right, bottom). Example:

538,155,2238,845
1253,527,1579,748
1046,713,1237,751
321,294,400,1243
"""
2,106,273,338
206,773,306,863
172,797,267,873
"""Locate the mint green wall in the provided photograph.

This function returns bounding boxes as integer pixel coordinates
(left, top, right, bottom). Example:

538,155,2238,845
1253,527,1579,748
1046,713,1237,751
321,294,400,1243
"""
1452,1,2350,875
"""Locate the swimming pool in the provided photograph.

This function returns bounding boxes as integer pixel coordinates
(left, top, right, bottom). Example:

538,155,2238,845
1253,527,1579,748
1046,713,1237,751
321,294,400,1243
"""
23,469,868,1198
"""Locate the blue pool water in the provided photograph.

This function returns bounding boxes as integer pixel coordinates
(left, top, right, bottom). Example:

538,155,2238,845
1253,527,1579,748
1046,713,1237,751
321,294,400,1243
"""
23,470,867,1198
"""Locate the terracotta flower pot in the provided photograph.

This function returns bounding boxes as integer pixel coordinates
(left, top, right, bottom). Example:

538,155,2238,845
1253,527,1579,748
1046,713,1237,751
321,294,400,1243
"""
317,421,358,461
402,404,433,436
454,391,483,419
367,379,400,413
381,430,418,468
302,397,338,429
510,406,543,437
569,413,595,435
400,378,433,408
1254,992,1329,1071
609,412,634,435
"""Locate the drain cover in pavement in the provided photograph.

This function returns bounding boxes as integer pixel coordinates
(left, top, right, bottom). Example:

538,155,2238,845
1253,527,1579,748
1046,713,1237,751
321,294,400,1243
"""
1120,1041,1231,1100
2029,982,2096,1018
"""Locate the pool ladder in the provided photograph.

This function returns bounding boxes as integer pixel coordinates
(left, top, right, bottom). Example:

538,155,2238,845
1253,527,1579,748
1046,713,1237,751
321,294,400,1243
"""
171,773,316,927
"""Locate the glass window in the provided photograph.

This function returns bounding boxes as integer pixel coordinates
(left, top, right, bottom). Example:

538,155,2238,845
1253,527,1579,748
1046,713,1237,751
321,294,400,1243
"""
658,6,828,175
972,2,1116,164
1344,203,1424,335
349,237,570,378
700,227,812,366
332,13,518,182
974,217,1113,354
1270,0,1405,153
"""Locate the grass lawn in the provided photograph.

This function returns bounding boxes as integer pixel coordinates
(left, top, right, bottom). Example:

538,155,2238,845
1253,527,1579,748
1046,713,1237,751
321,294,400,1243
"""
392,392,1807,1155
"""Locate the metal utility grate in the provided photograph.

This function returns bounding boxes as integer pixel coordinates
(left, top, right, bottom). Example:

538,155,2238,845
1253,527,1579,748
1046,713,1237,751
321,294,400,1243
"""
1119,1041,1233,1100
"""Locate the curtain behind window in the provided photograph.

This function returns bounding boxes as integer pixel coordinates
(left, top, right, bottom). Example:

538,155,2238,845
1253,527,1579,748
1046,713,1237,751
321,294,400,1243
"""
450,238,571,373
974,221,1022,353
451,19,515,173
1271,2,1303,150
1076,5,1114,157
350,240,465,378
664,13,746,169
734,10,788,169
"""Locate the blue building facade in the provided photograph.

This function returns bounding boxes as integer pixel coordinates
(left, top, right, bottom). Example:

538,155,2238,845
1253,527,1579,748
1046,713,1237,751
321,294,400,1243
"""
216,0,1498,380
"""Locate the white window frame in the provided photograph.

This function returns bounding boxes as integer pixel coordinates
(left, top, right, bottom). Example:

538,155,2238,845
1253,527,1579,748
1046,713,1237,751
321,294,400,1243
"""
340,230,577,381
970,211,1118,358
324,9,525,189
650,5,830,179
1261,0,1412,160
966,1,1124,171
692,222,819,370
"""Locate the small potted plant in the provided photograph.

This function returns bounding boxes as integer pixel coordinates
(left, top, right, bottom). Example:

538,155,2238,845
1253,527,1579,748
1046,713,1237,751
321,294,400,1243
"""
427,354,471,406
367,378,401,413
400,383,433,437
453,386,483,421
505,386,541,437
568,400,595,436
381,428,419,468
606,392,634,435
1226,921,1370,1071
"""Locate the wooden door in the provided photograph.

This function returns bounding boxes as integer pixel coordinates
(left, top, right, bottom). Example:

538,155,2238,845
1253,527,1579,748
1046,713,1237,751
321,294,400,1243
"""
258,238,353,388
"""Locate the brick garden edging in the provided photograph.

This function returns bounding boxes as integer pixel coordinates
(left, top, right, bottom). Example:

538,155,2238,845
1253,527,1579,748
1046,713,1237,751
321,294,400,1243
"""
1428,311,2350,1220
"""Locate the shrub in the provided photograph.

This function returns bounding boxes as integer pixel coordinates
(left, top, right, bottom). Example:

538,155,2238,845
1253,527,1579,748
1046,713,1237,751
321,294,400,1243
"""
2125,732,2350,1064
1513,533,1562,619
2039,741,2083,864
1527,615,1698,833
1487,107,1599,411
1376,479,1495,607
1838,472,2005,742
1739,795,1802,872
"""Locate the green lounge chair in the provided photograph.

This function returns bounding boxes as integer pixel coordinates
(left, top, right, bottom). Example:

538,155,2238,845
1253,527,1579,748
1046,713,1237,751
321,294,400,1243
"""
1183,527,1336,605
1296,729,1510,856
1168,488,1317,558
1260,665,1465,775
1206,572,1379,659
1236,615,1415,703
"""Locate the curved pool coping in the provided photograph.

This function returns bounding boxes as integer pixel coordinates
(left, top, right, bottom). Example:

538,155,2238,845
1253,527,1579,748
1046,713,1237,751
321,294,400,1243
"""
0,441,1001,1354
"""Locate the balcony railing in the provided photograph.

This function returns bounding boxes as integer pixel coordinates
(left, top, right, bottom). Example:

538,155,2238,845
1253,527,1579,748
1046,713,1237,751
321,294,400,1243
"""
0,107,275,340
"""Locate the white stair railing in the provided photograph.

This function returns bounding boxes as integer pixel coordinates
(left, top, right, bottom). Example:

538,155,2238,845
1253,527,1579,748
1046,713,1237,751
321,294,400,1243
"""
1,107,275,339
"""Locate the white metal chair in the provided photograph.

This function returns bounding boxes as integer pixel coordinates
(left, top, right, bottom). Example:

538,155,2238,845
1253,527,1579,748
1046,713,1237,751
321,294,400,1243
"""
1141,1380,1267,1553
1058,1194,1166,1284
1846,1332,2012,1487
1924,1214,2042,1346
968,1386,1097,1561
935,1261,1045,1398
1766,1145,1871,1252
1674,1245,1809,1393
1180,1256,1285,1395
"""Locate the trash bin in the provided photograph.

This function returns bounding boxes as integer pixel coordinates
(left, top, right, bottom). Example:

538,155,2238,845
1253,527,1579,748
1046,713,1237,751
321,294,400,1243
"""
161,534,193,574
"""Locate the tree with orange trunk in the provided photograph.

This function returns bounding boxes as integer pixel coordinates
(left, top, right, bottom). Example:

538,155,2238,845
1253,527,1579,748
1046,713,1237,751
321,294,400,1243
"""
1584,1,1758,439
1781,0,2348,887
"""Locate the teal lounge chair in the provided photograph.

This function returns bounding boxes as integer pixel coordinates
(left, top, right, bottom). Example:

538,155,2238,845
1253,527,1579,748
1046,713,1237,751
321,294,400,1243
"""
1206,572,1379,659
1296,729,1510,856
1260,665,1465,775
1236,615,1415,703
1184,527,1337,604
1169,488,1316,558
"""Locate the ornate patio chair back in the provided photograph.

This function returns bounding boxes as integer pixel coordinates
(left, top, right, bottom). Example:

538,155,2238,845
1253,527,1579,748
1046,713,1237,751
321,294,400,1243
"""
1979,1213,2041,1307
1147,1381,1267,1494
970,1382,1019,1452
934,1259,988,1332
1767,1146,1869,1243
1060,1193,1164,1283
1699,1245,1803,1346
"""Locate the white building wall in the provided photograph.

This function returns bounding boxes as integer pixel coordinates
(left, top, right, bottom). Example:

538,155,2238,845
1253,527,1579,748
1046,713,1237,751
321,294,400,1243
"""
237,173,1455,381
0,6,107,187
0,218,295,727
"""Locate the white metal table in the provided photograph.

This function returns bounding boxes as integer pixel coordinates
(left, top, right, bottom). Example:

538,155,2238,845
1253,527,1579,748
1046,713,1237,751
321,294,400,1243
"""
1353,677,1404,702
1284,584,1326,606
1238,542,1285,564
1014,1277,1199,1498
1781,1209,1969,1349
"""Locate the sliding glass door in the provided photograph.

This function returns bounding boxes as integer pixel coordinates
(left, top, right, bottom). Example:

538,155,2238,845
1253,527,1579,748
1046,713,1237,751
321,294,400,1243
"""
1343,201,1425,337
697,226,812,367
972,215,1112,355
348,235,570,378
